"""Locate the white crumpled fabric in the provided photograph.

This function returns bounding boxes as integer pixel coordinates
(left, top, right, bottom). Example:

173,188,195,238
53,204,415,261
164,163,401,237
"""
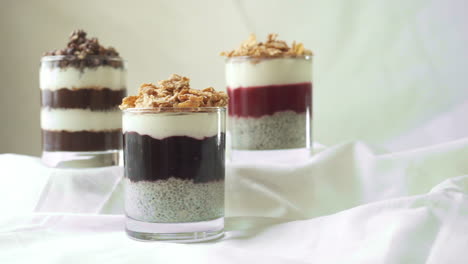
0,138,467,263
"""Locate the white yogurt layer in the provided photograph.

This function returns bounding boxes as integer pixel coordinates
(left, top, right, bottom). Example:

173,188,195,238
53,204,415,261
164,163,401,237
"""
41,108,122,131
225,57,312,88
123,111,222,139
40,66,126,91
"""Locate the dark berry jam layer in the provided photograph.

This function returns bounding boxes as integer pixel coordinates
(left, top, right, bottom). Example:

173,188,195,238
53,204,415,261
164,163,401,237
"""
227,82,312,118
124,132,225,183
43,129,122,151
41,88,126,110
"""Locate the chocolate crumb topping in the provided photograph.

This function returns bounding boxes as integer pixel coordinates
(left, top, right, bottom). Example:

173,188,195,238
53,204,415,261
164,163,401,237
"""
43,29,123,69
120,74,228,109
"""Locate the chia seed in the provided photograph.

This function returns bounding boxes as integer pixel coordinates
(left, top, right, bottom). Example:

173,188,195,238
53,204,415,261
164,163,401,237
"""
230,110,310,150
124,178,224,223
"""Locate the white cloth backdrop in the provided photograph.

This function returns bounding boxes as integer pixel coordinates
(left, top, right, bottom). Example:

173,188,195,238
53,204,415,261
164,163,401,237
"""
1,138,467,263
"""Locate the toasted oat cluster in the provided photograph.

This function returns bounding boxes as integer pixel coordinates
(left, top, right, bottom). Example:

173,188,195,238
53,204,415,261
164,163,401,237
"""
220,33,313,58
120,74,228,109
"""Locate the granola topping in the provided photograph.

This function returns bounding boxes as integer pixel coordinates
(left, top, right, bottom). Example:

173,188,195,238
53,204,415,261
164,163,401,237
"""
120,74,228,109
220,33,313,58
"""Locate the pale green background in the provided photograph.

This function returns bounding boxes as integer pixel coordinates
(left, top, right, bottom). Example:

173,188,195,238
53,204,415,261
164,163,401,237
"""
0,0,467,156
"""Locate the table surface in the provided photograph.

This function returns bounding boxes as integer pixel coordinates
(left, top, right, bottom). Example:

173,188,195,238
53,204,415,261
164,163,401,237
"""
1,139,468,263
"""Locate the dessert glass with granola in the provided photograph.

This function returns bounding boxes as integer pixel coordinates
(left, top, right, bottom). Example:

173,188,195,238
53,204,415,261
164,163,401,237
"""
40,30,126,168
120,74,227,242
221,34,313,161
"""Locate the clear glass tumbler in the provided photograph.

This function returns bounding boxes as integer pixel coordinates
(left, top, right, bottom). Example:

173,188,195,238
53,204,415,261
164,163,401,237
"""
123,107,226,242
225,55,313,162
40,55,126,168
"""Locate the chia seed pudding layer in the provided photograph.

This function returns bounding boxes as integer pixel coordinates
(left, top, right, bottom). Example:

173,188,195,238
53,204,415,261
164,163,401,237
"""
230,110,310,150
124,178,224,223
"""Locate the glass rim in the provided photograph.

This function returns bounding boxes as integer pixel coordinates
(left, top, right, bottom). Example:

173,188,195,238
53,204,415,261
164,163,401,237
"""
225,55,312,63
123,107,226,113
41,55,125,62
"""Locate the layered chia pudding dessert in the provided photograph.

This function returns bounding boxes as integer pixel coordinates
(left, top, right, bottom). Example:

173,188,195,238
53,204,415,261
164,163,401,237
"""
221,34,313,160
120,74,228,242
40,30,126,167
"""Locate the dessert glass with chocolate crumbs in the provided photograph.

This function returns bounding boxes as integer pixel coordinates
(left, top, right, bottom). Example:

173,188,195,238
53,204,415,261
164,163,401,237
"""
221,34,313,162
120,75,228,242
40,30,127,168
